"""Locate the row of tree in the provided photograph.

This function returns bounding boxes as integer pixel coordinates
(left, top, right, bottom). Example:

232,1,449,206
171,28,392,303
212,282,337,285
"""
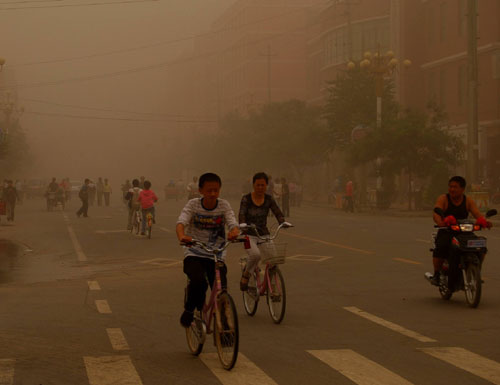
190,67,464,209
0,119,32,178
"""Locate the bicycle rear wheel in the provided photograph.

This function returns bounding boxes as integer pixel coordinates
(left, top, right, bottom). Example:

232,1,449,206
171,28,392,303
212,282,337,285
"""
267,267,286,324
242,272,259,316
214,292,239,370
147,224,152,239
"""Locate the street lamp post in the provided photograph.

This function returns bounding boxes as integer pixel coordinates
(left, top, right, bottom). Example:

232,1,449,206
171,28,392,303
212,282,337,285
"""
347,48,411,208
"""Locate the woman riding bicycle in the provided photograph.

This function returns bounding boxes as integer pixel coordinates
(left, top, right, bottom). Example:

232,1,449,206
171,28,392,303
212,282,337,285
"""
239,172,285,291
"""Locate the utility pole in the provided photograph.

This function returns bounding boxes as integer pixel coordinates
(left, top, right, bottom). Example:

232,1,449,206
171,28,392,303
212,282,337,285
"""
467,0,479,184
261,45,277,104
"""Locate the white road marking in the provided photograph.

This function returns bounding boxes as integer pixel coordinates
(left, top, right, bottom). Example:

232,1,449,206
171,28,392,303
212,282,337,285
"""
67,225,87,262
308,349,414,385
393,257,422,265
160,227,172,233
200,353,278,385
419,347,500,384
88,281,101,290
344,306,436,343
95,230,129,234
281,232,374,254
0,359,15,385
140,258,182,267
287,255,333,262
95,300,112,314
84,355,143,385
106,328,130,351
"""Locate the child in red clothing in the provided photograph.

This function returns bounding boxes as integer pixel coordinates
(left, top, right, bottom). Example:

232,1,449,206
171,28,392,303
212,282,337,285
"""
138,180,158,234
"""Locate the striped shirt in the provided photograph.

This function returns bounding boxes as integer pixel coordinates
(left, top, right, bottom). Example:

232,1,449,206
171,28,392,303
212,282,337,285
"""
177,198,238,261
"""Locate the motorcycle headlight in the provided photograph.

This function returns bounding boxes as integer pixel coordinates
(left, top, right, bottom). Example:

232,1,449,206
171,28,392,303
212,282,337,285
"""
459,223,474,232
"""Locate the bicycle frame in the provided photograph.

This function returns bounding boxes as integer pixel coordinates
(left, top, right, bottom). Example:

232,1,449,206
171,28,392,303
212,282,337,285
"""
253,263,282,297
201,263,224,334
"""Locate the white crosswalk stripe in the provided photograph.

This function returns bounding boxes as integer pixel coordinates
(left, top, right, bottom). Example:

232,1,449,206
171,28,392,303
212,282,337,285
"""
419,347,500,385
308,349,414,385
200,353,278,385
84,355,143,385
344,306,436,343
0,359,15,385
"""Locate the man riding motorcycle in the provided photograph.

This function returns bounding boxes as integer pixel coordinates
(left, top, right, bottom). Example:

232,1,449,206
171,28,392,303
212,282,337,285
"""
430,176,491,285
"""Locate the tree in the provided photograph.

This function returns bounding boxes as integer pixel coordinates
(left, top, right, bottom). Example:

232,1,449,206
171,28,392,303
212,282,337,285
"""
323,67,399,149
0,121,33,177
194,100,329,180
349,105,464,209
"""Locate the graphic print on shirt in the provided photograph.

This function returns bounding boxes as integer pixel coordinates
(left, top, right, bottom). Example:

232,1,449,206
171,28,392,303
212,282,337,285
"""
193,213,226,245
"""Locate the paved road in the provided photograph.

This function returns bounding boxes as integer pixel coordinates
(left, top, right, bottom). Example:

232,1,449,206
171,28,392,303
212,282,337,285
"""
1,197,500,385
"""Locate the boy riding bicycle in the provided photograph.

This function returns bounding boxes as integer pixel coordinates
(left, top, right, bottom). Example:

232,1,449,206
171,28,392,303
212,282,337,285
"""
138,180,158,235
176,173,240,328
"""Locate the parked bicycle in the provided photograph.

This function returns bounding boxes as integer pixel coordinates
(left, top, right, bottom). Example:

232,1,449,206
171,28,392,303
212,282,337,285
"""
182,238,244,370
239,222,293,324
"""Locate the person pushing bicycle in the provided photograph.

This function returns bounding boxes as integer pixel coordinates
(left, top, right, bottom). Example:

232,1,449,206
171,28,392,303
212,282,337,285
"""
238,172,285,291
176,173,240,328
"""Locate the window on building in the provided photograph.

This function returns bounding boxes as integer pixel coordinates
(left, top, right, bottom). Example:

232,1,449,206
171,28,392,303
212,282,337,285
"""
427,6,435,45
440,2,447,43
458,0,467,36
440,69,446,106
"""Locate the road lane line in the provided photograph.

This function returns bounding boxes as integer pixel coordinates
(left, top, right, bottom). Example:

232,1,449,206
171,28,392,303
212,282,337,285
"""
200,353,278,385
95,300,112,314
84,356,143,385
67,225,87,262
308,350,414,385
160,227,171,233
95,230,128,234
344,306,436,343
419,347,500,384
106,328,130,351
282,233,374,255
0,359,15,385
393,258,422,265
88,281,101,290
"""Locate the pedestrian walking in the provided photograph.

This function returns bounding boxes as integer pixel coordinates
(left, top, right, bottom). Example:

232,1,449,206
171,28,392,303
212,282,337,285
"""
345,179,354,213
2,180,18,221
88,181,96,206
96,177,104,206
103,178,112,206
76,179,90,218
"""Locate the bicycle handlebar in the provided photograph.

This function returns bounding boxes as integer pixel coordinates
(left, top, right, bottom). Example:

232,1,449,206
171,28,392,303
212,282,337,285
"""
180,237,246,255
240,221,294,241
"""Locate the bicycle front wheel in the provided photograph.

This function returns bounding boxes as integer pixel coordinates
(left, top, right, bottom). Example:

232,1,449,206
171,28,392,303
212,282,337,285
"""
186,313,205,356
214,292,239,370
242,272,259,316
267,267,286,324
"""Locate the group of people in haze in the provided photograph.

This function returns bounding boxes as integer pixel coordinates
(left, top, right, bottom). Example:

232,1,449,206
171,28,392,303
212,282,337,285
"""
123,177,158,235
76,177,113,218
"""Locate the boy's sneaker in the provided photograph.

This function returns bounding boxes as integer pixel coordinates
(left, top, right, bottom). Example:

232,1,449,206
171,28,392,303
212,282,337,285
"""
430,272,440,286
180,310,194,328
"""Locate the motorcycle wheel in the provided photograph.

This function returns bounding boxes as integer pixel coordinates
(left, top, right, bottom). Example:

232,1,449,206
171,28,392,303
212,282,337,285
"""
464,263,482,308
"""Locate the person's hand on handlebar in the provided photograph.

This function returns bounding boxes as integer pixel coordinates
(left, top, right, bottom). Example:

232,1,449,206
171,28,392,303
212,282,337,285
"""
180,235,193,245
228,227,240,241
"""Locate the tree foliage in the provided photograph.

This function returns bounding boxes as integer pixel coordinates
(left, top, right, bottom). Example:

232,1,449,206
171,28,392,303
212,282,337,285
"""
193,99,329,179
0,121,33,177
323,67,399,149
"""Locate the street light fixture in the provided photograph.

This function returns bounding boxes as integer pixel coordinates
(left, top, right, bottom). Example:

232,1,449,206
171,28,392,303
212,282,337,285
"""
348,47,411,128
